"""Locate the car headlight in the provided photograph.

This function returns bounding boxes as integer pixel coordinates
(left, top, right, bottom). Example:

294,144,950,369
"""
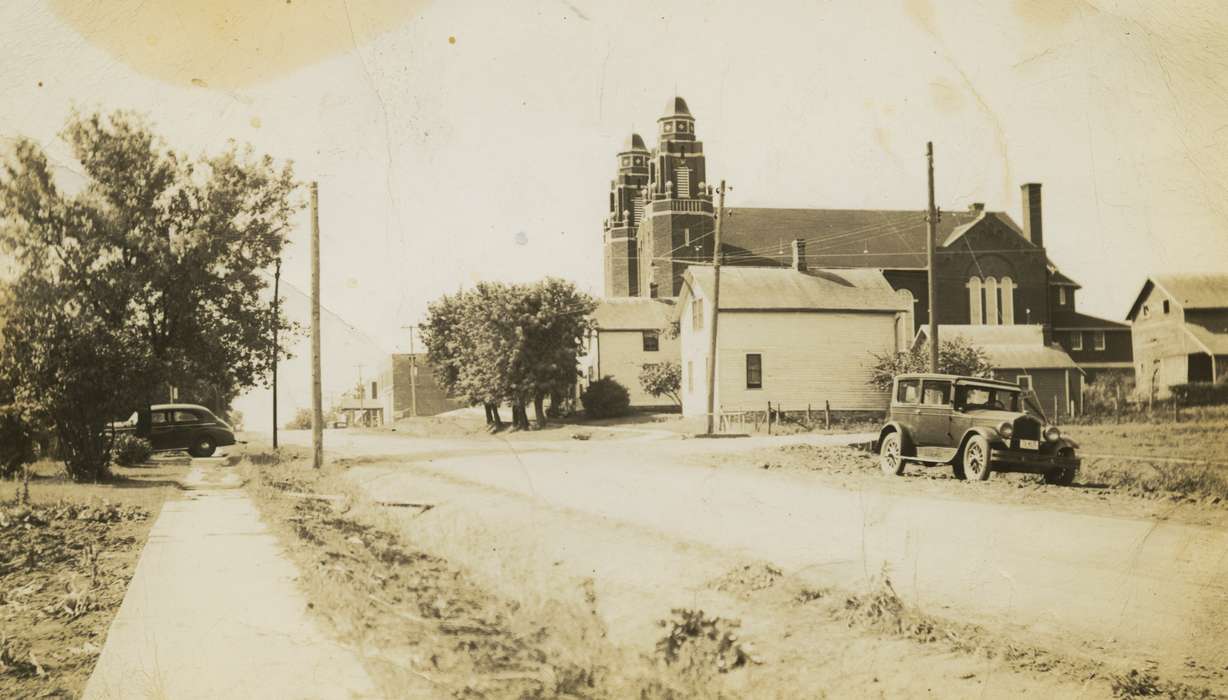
1044,426,1061,442
997,422,1013,439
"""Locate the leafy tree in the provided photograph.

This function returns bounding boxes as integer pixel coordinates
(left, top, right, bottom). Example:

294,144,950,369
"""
286,408,313,430
420,278,595,430
0,110,298,481
868,336,993,392
639,362,682,407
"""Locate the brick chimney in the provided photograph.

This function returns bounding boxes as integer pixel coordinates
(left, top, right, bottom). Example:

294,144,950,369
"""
791,238,807,272
1020,183,1043,247
969,202,985,214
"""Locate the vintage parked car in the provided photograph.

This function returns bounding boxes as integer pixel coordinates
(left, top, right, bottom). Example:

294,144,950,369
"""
876,373,1080,485
109,404,237,458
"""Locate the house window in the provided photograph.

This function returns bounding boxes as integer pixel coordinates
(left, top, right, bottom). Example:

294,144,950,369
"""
1162,300,1170,314
1071,332,1083,351
1016,375,1033,391
896,379,920,404
371,381,378,399
1094,331,1106,351
746,354,763,389
687,361,693,392
1142,304,1151,318
642,331,659,352
1059,287,1068,305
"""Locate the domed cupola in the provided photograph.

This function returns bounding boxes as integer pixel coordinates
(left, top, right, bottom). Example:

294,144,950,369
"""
617,132,650,171
658,96,696,142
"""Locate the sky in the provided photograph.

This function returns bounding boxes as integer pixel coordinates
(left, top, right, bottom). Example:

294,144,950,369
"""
3,0,1227,429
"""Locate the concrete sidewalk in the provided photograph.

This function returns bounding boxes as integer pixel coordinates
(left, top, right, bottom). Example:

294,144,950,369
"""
83,461,377,700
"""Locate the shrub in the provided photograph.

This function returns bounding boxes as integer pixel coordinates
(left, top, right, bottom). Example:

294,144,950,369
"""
110,433,153,467
580,376,630,419
286,408,313,430
0,405,38,479
1170,382,1228,407
868,336,992,392
639,362,682,407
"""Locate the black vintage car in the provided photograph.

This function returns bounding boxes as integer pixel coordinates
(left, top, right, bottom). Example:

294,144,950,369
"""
876,374,1080,484
110,404,237,458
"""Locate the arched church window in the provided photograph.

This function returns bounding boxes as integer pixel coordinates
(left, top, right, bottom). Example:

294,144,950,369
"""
1000,277,1015,324
967,277,983,325
985,277,1000,325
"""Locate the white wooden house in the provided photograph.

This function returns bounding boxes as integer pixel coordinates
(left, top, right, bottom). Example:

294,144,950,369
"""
579,298,680,408
676,264,910,419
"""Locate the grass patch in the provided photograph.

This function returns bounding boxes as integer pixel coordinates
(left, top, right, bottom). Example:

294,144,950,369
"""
0,459,181,698
244,452,754,699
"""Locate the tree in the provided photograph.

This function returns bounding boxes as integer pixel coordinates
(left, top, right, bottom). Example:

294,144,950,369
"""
286,408,313,430
420,278,595,430
0,110,298,481
639,362,682,407
868,336,993,392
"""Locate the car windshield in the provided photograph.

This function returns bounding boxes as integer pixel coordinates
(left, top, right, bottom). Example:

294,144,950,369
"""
954,385,1020,412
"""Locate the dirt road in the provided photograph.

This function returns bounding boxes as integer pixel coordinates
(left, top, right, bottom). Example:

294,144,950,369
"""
278,427,1228,691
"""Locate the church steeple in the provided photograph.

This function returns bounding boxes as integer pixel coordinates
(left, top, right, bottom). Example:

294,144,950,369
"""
602,132,650,297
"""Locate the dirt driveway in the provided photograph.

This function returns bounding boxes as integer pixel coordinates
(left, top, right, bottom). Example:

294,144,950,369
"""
278,427,1228,693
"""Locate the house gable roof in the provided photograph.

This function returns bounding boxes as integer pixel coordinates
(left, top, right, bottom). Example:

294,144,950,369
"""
592,298,676,330
684,265,909,312
1050,310,1129,330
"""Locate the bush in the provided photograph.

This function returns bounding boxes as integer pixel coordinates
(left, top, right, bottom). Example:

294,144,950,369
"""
1170,382,1228,407
286,408,313,430
580,376,630,419
110,433,153,467
0,406,37,479
640,363,682,407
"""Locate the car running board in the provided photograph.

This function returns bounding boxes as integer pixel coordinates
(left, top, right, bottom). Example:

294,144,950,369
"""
910,446,959,464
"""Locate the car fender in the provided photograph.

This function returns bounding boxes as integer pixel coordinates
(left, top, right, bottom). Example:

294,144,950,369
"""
959,425,1004,453
877,422,916,457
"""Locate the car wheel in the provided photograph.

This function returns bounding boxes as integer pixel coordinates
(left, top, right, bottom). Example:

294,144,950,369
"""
189,435,216,458
1043,449,1079,486
879,432,905,476
962,435,992,481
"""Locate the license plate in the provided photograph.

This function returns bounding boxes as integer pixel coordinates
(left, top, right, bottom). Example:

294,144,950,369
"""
1019,439,1039,451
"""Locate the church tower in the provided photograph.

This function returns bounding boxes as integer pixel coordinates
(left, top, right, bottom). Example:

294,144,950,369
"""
603,133,650,297
638,97,715,297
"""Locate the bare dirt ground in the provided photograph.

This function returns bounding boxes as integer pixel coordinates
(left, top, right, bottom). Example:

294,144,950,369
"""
0,460,187,698
247,449,1141,699
272,420,1228,698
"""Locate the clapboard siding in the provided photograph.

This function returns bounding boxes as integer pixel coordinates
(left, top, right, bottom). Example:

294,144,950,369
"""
594,329,681,406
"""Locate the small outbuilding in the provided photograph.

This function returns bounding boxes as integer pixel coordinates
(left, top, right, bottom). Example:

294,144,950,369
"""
676,264,910,420
580,298,679,408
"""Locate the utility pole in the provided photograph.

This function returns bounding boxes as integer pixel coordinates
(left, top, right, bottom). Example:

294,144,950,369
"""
272,257,281,448
310,181,323,469
925,143,940,373
705,180,727,435
355,363,365,426
401,325,418,418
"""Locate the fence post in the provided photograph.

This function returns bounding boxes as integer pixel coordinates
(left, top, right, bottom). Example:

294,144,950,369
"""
767,401,772,435
807,403,812,425
825,400,831,430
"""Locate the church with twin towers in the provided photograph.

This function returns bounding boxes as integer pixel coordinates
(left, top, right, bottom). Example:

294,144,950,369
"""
603,96,716,299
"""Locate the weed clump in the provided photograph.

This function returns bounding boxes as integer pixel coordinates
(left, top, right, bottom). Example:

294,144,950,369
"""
655,608,760,676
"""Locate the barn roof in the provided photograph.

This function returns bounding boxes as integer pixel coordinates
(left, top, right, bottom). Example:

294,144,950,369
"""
1128,274,1228,320
915,325,1081,371
1185,322,1228,355
592,298,676,330
684,266,908,312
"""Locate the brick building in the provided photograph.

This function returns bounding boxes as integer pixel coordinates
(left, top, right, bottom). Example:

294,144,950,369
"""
601,97,1131,383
